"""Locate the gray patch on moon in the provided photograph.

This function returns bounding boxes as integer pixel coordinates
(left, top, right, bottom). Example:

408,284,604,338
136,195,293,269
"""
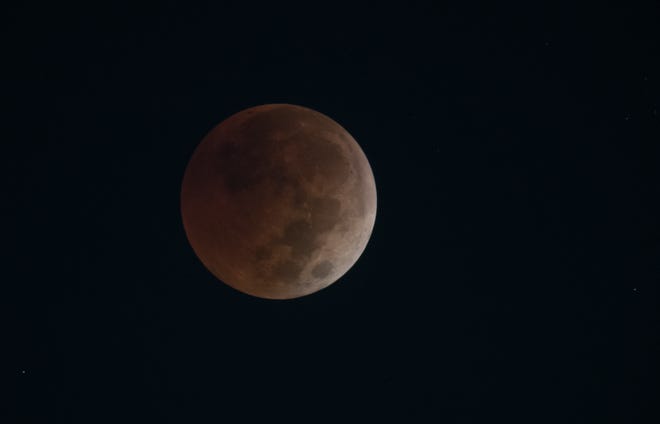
311,260,334,279
252,194,343,288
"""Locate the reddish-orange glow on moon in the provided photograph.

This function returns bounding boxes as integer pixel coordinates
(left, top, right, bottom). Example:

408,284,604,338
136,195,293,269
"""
181,104,376,299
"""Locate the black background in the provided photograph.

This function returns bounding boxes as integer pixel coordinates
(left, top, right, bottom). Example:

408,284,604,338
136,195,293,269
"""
6,1,659,422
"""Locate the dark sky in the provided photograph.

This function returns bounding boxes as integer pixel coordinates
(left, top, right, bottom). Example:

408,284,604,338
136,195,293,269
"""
6,1,659,422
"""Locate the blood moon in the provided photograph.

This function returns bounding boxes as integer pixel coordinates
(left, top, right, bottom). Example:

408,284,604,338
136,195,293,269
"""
180,104,377,299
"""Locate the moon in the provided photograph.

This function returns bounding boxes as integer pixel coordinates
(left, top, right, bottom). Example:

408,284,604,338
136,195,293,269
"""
181,104,377,299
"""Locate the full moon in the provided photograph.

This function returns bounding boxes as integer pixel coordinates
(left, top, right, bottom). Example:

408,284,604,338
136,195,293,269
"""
181,104,377,299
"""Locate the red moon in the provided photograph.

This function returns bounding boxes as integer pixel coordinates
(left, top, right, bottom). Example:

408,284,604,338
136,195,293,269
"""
181,104,377,299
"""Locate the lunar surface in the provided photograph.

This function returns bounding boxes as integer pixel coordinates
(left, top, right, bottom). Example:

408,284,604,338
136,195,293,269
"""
181,104,377,299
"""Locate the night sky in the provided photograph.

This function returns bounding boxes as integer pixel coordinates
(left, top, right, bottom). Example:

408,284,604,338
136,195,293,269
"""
6,1,659,422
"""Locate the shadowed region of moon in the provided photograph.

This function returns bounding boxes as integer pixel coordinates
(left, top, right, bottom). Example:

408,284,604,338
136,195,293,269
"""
180,104,377,299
